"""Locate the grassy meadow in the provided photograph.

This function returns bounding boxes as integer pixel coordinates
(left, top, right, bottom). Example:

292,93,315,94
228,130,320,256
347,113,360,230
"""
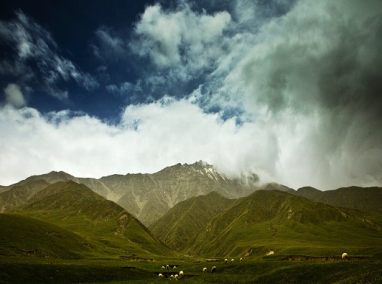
0,254,382,283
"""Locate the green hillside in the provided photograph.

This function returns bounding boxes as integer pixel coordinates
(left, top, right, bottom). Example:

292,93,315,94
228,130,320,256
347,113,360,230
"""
0,179,49,212
187,190,382,257
0,213,92,259
296,186,382,215
149,191,235,250
13,181,173,257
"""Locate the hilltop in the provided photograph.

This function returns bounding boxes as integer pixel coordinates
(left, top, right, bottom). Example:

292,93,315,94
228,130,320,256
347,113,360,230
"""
296,186,382,215
12,181,172,257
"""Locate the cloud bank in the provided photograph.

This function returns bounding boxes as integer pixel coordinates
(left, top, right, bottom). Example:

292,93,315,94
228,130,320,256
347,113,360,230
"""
0,0,381,190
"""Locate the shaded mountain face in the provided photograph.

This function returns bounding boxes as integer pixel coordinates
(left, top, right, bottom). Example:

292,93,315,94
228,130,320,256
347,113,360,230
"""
186,190,382,257
295,186,382,215
14,181,172,257
0,179,50,212
3,161,259,226
149,191,236,251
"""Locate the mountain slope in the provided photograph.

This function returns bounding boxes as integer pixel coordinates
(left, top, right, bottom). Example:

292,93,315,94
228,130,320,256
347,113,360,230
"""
104,161,258,225
4,161,259,226
0,180,50,212
149,191,235,250
15,181,172,257
0,213,92,259
295,186,382,215
187,190,382,257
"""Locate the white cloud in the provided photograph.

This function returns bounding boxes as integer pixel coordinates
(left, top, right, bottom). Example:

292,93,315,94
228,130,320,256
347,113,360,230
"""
4,83,26,108
1,92,380,189
0,98,281,186
0,11,99,100
131,3,231,71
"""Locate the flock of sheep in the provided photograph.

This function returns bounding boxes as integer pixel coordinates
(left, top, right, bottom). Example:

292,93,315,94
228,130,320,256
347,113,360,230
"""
157,258,244,280
157,254,349,280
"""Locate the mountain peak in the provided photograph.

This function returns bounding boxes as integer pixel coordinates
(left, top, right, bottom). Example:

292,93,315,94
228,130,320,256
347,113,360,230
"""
191,160,211,167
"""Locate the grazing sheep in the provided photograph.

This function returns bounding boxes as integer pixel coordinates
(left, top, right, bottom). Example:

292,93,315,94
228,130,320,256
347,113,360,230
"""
203,267,207,274
158,273,163,278
342,253,348,260
240,258,243,262
179,271,184,277
174,274,178,281
173,265,176,270
161,265,166,270
166,265,170,270
224,258,228,264
170,274,174,281
231,258,234,262
211,266,216,273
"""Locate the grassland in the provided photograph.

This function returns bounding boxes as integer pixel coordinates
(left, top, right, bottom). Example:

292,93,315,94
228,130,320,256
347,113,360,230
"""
1,184,382,283
0,255,381,283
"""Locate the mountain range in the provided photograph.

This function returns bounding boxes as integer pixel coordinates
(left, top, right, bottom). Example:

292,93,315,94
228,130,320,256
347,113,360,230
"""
1,161,258,225
1,161,382,260
185,190,382,257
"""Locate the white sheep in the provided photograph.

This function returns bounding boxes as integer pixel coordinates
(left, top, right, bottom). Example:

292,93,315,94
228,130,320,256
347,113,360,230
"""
203,267,207,274
173,265,176,270
170,274,174,281
158,273,163,278
161,265,166,270
211,266,216,273
240,258,243,262
174,274,179,281
231,258,234,262
342,253,348,260
224,258,228,264
166,264,170,270
179,270,184,277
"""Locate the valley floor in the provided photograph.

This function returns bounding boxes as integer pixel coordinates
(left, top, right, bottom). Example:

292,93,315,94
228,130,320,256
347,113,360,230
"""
0,255,381,284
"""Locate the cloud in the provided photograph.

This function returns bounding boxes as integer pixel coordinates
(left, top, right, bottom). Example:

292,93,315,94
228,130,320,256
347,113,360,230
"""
0,11,99,100
92,26,126,62
3,83,26,108
0,98,278,186
131,3,231,73
122,0,382,190
0,0,381,191
222,0,382,189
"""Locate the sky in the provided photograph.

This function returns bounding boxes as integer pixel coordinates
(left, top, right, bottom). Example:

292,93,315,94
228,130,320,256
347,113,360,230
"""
0,0,381,190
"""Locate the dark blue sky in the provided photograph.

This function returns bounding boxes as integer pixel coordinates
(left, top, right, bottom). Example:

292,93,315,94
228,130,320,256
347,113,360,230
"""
0,0,157,121
0,0,295,122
